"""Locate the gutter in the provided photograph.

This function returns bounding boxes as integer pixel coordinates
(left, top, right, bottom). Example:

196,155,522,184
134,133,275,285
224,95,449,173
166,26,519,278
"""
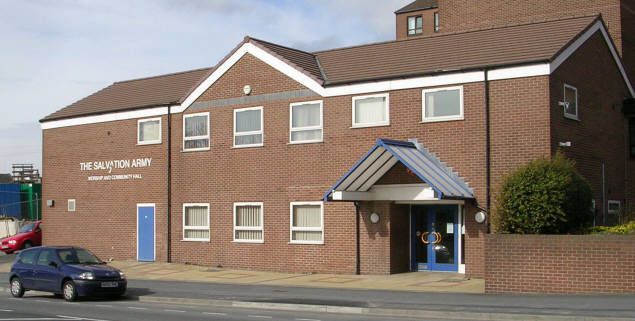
166,102,177,263
484,69,491,233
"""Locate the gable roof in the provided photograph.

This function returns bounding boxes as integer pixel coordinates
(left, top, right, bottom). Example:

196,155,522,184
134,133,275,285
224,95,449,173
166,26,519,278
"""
41,15,632,124
41,67,213,122
395,0,438,14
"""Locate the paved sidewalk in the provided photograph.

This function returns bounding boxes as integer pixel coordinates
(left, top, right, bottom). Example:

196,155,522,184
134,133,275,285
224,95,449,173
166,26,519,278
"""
107,260,484,293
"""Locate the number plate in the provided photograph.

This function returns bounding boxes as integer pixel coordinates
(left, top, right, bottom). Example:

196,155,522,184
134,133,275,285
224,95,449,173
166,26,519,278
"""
101,282,118,288
1,245,7,249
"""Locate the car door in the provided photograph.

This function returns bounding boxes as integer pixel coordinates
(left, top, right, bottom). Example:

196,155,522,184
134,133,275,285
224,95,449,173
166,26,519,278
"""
13,249,39,289
33,249,61,292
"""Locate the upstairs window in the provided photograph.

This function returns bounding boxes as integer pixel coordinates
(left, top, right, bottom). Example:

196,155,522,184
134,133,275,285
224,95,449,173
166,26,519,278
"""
138,117,161,145
68,199,76,212
608,200,621,215
290,101,323,144
183,112,210,151
234,203,264,243
234,107,263,148
352,93,389,128
408,16,423,35
422,86,464,122
563,84,578,120
434,12,439,32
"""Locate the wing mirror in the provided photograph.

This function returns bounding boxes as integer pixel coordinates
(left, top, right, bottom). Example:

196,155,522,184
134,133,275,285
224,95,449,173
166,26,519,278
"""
48,261,58,268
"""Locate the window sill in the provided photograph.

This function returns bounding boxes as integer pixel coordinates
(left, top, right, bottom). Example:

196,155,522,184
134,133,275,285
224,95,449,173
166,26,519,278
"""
182,147,211,153
351,123,390,129
288,140,323,145
420,116,464,123
137,141,162,146
232,144,264,149
564,114,579,121
232,240,264,244
289,241,324,245
181,239,210,243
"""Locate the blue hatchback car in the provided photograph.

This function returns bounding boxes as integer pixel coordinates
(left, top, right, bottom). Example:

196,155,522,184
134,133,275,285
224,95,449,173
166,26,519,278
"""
9,246,126,301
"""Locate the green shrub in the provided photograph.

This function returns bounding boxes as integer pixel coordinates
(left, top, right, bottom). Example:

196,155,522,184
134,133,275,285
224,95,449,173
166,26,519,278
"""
495,153,593,234
583,221,635,235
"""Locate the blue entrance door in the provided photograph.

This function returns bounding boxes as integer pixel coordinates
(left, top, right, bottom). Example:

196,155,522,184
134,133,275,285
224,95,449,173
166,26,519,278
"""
411,205,458,272
137,204,155,262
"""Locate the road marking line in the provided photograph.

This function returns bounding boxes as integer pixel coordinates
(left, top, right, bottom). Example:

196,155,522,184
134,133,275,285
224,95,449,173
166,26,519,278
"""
94,305,112,308
127,307,147,310
164,309,185,313
296,319,321,321
203,312,227,316
248,316,272,319
0,309,12,312
57,316,111,321
34,300,51,303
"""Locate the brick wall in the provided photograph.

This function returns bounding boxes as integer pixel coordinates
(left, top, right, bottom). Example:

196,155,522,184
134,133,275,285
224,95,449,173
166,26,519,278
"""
485,234,635,294
549,31,633,224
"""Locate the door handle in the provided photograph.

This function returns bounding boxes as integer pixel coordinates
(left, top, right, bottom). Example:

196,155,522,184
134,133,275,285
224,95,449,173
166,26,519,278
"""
421,232,430,244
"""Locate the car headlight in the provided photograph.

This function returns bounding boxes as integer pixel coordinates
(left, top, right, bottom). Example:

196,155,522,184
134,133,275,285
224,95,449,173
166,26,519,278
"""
119,272,126,280
78,272,94,280
8,240,16,245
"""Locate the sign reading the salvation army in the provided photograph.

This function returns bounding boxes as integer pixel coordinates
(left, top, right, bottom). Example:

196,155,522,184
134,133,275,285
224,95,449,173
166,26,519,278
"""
80,158,152,182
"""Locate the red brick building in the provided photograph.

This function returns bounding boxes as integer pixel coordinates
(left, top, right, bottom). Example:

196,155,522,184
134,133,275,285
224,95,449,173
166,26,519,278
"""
40,3,633,278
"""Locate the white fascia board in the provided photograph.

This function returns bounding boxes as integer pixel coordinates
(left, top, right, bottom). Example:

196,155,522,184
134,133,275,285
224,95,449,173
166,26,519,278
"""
40,106,168,130
332,184,438,201
322,71,485,97
487,64,550,81
550,20,634,96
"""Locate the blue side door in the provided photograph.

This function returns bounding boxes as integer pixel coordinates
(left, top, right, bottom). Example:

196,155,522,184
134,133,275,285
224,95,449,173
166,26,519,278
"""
137,204,155,262
33,249,63,292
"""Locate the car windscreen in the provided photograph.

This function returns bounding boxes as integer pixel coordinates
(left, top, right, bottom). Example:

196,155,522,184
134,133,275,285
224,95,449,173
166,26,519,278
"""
57,249,103,264
17,223,35,234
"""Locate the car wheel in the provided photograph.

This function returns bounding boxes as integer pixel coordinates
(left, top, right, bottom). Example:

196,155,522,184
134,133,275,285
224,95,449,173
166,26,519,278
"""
23,241,32,249
62,281,77,302
10,277,25,298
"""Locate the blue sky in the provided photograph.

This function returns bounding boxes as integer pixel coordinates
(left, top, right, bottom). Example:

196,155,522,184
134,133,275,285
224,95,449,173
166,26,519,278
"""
0,0,406,174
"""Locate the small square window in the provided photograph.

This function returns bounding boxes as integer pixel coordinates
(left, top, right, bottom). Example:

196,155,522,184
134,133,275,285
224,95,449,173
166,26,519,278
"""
234,107,263,148
290,202,324,244
290,101,323,144
408,16,423,35
563,84,578,120
183,204,210,241
422,86,464,122
352,94,389,128
138,117,161,145
233,203,263,243
183,112,210,151
68,199,76,212
607,200,621,214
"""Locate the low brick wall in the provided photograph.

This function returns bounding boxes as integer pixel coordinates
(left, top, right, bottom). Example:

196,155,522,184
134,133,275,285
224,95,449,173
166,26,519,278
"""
485,234,635,294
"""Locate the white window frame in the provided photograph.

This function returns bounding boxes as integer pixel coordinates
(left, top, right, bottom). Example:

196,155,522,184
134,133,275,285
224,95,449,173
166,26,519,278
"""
289,100,323,144
67,199,76,212
351,93,390,128
233,202,264,243
137,117,162,145
183,112,210,152
563,84,578,120
233,106,264,148
607,200,621,214
182,203,210,242
289,202,324,244
421,86,464,122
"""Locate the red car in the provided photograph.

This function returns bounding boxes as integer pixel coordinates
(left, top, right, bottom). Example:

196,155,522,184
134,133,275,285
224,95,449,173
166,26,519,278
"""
1,221,42,253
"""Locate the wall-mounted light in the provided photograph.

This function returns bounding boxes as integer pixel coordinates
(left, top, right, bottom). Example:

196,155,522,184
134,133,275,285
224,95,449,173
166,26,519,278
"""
243,85,252,95
370,212,380,224
46,200,54,207
559,141,572,147
474,211,487,223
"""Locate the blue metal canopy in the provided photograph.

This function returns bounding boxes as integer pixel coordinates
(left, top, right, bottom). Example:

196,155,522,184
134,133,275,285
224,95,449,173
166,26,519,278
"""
324,139,474,201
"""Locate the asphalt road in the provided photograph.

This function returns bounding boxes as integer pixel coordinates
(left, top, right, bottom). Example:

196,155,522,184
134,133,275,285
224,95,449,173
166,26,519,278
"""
0,293,451,321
